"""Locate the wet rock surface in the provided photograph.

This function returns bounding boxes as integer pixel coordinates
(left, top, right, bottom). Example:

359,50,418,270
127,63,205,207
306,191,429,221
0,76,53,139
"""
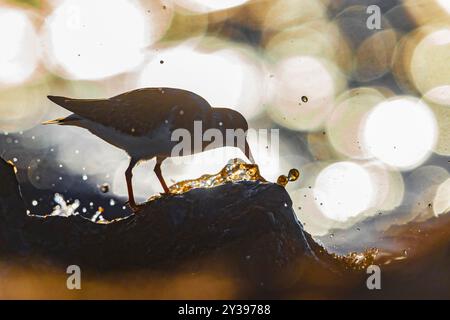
0,157,320,290
2,156,450,298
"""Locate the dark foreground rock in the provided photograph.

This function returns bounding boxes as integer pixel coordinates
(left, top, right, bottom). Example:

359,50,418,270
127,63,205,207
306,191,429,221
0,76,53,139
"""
0,158,324,290
4,156,450,298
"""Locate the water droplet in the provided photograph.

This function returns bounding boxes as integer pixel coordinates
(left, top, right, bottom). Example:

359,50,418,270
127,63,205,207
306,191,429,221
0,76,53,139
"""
109,199,116,206
12,157,17,163
100,183,110,193
82,174,88,181
82,208,87,213
301,96,308,103
288,168,299,181
58,176,63,181
277,175,288,186
32,200,38,206
59,164,63,168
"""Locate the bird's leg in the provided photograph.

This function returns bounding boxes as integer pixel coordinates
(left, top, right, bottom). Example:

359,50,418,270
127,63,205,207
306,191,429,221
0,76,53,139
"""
125,159,139,211
154,157,170,194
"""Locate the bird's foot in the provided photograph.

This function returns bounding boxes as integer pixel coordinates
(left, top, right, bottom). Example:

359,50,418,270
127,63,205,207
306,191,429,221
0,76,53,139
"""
159,191,171,197
160,186,171,196
125,201,143,213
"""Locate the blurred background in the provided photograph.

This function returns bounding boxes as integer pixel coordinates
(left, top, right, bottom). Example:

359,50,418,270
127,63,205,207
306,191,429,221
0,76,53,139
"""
0,0,449,254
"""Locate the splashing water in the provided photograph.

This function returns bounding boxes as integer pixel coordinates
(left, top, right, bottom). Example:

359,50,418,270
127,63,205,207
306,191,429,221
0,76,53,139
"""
334,248,380,270
277,168,300,187
147,158,300,201
91,206,105,223
166,158,267,196
51,193,80,217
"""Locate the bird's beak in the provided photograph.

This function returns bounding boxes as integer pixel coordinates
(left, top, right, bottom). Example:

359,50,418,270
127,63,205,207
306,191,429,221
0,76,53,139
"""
42,118,63,125
244,139,255,164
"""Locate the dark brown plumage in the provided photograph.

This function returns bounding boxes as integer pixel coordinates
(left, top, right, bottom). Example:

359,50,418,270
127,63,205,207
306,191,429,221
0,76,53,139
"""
44,87,254,211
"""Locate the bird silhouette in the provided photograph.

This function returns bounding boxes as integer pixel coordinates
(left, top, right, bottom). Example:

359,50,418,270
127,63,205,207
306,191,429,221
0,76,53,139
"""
44,87,254,211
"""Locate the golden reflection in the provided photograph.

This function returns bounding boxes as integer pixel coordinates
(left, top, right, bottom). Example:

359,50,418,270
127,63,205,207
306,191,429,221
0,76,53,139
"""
167,158,266,195
334,248,379,270
6,160,18,174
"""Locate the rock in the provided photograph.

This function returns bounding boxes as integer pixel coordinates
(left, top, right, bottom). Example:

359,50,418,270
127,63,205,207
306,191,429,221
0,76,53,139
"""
4,156,450,298
0,157,320,290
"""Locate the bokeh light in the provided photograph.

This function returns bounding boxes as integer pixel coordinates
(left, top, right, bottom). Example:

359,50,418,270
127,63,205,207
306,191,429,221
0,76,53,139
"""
354,29,397,82
292,159,405,236
313,161,375,222
427,98,450,156
404,0,450,26
42,0,156,80
411,27,450,105
0,7,39,86
268,55,345,131
249,0,327,32
363,97,438,170
173,0,250,13
0,81,51,133
362,161,404,213
138,39,266,120
264,21,352,74
407,165,449,221
437,0,450,14
434,178,450,216
326,87,386,159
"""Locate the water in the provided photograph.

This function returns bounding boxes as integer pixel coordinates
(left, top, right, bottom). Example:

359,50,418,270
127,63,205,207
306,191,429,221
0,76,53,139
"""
166,158,267,195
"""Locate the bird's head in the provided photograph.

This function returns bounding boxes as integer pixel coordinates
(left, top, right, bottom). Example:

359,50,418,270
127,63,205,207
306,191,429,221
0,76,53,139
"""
209,108,254,163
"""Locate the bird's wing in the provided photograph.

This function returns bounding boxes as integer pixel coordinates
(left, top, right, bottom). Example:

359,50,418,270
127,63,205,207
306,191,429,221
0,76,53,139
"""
47,88,213,136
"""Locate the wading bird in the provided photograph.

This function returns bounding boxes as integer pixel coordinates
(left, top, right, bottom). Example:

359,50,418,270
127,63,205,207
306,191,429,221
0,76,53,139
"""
44,87,254,211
